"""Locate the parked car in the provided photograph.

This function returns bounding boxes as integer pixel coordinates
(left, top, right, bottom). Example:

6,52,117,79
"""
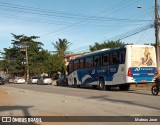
14,77,25,84
28,76,39,84
56,75,68,86
37,76,52,85
8,78,14,83
0,77,5,85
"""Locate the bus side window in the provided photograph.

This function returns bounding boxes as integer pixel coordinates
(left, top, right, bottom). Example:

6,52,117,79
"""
119,49,126,64
73,60,79,70
113,52,119,64
109,53,113,65
69,61,73,73
94,55,101,67
79,59,84,69
85,57,93,68
103,54,109,65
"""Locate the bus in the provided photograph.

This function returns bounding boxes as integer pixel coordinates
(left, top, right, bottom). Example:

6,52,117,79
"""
67,45,157,90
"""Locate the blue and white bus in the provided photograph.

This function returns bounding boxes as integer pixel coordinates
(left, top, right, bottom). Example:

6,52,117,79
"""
67,45,157,90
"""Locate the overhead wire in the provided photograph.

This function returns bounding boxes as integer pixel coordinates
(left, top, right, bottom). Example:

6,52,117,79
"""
0,1,155,53
71,0,154,50
38,2,150,35
0,1,152,23
136,28,152,44
73,23,155,53
39,0,138,37
0,0,152,39
0,1,153,30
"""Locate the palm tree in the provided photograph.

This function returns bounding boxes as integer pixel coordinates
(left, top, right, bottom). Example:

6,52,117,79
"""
52,38,71,57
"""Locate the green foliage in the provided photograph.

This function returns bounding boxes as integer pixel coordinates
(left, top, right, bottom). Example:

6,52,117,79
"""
1,34,43,76
89,40,125,52
52,38,71,73
28,50,66,75
151,43,156,47
52,38,71,57
11,33,42,46
0,34,69,77
2,47,26,75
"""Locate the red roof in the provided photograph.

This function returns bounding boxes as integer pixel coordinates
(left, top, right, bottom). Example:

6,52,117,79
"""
64,53,83,58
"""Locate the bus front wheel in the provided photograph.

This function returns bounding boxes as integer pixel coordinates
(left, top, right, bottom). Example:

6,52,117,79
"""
99,78,106,90
119,84,130,91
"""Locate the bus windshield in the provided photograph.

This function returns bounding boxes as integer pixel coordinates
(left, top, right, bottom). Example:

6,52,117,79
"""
131,46,156,67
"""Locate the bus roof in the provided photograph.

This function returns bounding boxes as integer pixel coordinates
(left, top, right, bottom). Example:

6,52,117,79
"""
70,44,154,61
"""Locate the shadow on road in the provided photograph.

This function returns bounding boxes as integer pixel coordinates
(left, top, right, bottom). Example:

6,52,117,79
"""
0,105,40,125
64,85,155,96
125,90,155,96
87,95,160,111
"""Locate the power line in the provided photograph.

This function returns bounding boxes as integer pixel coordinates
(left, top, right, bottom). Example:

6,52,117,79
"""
0,14,146,28
0,1,151,23
72,23,155,53
39,0,146,37
108,23,154,41
0,1,149,37
136,28,153,44
38,0,131,37
0,0,155,54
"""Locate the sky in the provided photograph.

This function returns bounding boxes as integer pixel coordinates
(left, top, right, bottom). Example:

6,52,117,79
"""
0,0,158,54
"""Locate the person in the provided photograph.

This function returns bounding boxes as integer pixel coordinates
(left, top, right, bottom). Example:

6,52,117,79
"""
141,47,153,66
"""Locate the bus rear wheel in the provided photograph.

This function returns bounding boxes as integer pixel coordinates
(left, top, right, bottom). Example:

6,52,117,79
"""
92,85,97,89
99,78,106,90
106,85,111,90
119,84,130,91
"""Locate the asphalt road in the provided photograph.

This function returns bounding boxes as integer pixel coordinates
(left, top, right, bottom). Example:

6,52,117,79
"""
4,82,160,114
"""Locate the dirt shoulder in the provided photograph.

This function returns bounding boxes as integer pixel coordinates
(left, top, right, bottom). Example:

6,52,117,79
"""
0,87,13,105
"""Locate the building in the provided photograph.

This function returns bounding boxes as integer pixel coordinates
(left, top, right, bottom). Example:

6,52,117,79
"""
64,53,83,66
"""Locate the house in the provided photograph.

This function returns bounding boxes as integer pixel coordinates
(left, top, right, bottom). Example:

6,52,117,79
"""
64,53,83,66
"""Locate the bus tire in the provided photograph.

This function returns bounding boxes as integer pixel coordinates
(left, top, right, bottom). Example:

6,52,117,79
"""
106,85,111,90
119,84,130,91
151,85,159,95
92,85,97,89
99,78,105,90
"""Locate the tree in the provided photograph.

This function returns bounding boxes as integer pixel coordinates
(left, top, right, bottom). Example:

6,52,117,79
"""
11,33,42,46
2,34,43,77
2,47,25,76
52,38,71,73
43,52,66,75
89,40,125,52
52,38,71,57
150,43,156,47
1,35,71,77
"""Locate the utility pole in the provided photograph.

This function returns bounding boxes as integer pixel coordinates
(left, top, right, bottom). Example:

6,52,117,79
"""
25,42,29,80
21,42,29,80
22,41,40,80
155,0,160,74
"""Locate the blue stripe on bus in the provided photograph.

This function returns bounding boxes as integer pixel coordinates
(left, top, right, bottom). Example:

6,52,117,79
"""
133,77,154,82
77,66,156,85
131,67,156,82
77,65,119,85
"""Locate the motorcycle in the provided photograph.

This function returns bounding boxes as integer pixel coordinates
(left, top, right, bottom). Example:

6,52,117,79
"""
151,78,160,95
